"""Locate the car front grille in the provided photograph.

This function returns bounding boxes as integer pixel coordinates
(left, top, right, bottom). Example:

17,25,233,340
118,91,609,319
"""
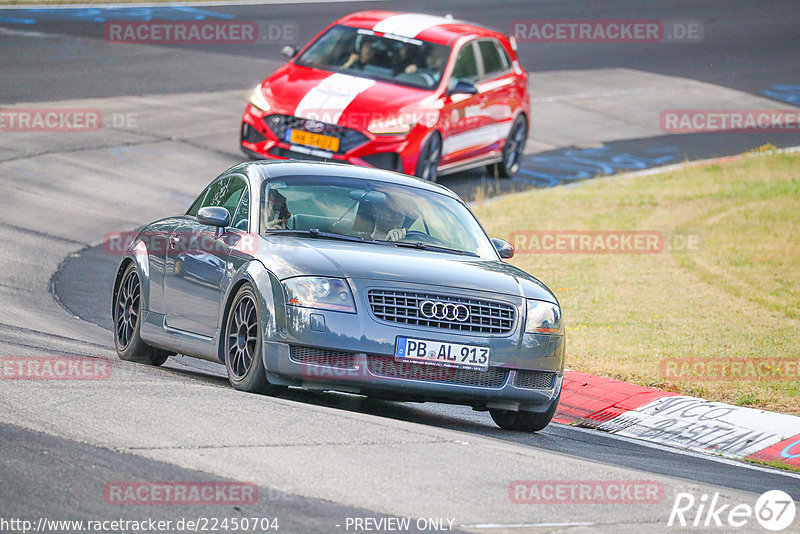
264,114,369,154
289,346,356,369
514,370,556,389
366,356,509,388
241,122,266,144
367,289,516,334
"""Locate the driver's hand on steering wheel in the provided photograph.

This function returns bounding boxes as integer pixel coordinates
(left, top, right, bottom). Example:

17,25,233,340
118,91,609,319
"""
342,53,358,68
386,228,407,242
266,217,288,230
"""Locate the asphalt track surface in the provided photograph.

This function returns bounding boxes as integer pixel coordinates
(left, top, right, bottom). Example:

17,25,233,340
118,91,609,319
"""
2,1,800,532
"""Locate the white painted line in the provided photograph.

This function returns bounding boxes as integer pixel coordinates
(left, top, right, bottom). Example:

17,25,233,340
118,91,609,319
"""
461,522,595,529
0,26,56,38
532,87,655,103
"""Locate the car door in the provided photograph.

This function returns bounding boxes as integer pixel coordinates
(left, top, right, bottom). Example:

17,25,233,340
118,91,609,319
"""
163,174,248,337
440,39,489,166
474,39,517,157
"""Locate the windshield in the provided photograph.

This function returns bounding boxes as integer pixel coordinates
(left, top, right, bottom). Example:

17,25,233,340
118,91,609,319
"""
261,176,497,258
295,25,451,90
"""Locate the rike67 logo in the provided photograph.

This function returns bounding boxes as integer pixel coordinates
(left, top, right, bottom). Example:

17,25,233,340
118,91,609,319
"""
668,490,796,531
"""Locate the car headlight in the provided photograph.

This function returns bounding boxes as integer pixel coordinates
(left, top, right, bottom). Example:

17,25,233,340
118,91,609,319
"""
249,84,271,112
367,116,414,135
525,300,561,334
283,277,356,313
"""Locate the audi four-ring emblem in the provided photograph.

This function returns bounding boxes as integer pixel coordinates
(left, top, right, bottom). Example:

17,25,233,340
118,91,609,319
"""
419,300,470,322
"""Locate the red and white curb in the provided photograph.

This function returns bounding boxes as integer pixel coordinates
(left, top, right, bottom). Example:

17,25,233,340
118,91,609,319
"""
556,370,800,468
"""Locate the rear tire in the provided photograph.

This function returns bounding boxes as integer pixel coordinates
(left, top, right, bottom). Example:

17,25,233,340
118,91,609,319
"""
224,284,284,395
113,264,170,366
490,391,560,432
415,133,442,182
488,115,527,178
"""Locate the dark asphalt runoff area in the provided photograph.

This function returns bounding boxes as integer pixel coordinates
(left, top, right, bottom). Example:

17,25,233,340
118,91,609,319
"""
1,423,458,533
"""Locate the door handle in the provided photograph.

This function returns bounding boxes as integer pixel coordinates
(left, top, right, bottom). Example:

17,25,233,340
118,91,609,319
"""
169,236,181,249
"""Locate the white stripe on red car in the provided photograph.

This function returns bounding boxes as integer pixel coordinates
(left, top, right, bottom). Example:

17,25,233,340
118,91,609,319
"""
294,73,376,124
443,121,513,155
372,13,456,39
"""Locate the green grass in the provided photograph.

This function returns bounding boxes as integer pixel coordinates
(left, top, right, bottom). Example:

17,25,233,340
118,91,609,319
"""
744,457,800,474
473,149,800,415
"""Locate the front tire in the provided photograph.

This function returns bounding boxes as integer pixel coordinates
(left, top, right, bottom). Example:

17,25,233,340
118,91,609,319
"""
415,133,442,182
224,284,284,395
490,392,560,432
113,264,169,366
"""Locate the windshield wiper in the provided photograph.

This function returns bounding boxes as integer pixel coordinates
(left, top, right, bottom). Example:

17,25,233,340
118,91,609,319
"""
266,230,479,256
381,241,479,257
265,229,367,244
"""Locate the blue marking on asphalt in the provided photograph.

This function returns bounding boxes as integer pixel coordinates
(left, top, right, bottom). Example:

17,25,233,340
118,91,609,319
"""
0,7,235,24
515,146,679,187
761,85,800,106
0,16,36,24
781,438,800,459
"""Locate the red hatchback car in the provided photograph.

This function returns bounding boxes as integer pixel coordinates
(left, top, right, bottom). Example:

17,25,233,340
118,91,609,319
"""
240,11,530,181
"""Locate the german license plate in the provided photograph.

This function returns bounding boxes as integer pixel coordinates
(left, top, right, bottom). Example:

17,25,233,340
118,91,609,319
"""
286,129,340,152
395,337,490,371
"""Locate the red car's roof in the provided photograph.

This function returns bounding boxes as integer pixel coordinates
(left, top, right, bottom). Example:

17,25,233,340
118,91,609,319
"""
336,10,505,46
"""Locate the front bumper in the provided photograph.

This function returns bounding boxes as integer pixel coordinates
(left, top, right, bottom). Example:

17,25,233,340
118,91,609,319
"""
240,104,424,175
264,343,562,412
262,280,564,412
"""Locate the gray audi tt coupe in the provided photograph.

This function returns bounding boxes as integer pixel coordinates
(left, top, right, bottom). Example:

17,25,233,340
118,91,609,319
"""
112,161,564,431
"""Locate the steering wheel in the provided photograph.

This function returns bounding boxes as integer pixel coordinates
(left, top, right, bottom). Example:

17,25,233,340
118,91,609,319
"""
402,230,447,246
417,71,437,87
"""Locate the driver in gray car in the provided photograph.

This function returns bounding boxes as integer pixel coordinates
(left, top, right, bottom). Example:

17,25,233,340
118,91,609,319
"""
265,188,291,230
371,198,408,241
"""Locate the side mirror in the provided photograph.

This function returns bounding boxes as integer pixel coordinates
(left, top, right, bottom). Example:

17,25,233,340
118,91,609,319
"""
492,238,514,259
280,45,298,61
447,79,478,96
197,206,230,228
